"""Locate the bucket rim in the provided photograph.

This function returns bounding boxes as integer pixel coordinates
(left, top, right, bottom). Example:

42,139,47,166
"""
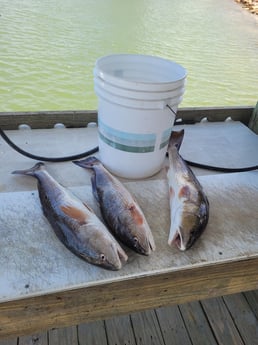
94,75,187,93
94,54,187,92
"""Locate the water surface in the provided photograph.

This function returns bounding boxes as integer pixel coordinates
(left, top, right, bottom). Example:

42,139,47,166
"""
0,0,257,111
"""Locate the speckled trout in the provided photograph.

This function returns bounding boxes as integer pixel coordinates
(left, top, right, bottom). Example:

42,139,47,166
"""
12,163,128,270
167,130,209,250
73,157,156,255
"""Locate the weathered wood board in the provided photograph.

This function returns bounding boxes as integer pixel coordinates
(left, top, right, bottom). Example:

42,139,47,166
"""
0,171,257,304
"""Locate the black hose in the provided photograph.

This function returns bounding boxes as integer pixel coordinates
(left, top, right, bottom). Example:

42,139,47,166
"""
0,127,98,162
0,126,257,171
184,159,258,173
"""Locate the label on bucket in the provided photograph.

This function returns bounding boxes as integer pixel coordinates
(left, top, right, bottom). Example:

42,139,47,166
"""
159,127,173,149
99,119,156,153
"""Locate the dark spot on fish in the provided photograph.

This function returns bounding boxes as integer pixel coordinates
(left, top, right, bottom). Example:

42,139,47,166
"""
219,251,223,255
178,185,191,199
25,284,29,289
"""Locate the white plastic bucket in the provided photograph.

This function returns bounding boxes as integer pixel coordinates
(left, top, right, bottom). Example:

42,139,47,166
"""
94,54,187,179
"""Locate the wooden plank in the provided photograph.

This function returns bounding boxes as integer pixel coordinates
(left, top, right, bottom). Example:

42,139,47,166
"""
0,106,253,130
48,326,78,345
0,339,17,345
155,305,192,345
105,315,136,345
201,297,244,345
18,333,48,345
130,310,164,345
1,258,258,339
78,321,107,345
179,301,217,345
244,290,258,319
223,293,258,344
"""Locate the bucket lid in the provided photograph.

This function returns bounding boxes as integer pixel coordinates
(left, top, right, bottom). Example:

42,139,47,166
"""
94,54,187,92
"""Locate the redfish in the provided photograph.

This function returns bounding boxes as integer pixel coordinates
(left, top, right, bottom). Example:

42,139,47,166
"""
12,163,127,270
167,130,209,250
73,157,156,255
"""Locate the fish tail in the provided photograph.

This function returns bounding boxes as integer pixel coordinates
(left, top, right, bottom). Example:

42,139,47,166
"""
168,130,185,150
73,156,100,170
12,162,45,176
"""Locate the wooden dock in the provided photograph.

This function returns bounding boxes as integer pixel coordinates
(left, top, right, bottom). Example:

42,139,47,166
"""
1,290,257,345
1,107,257,344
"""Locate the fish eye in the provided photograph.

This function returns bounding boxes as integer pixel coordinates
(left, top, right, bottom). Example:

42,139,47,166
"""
100,254,106,261
133,237,138,244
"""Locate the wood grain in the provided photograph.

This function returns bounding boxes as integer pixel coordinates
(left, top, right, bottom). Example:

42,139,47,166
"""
201,297,244,345
244,290,258,319
223,293,258,344
0,258,258,339
19,332,48,345
105,315,136,345
155,305,192,345
78,321,107,345
131,310,164,345
179,301,217,345
48,326,78,345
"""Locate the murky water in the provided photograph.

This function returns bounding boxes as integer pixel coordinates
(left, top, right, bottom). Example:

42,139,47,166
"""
0,0,257,111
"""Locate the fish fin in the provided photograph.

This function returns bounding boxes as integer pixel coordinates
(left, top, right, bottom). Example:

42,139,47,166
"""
12,162,45,176
128,204,144,226
168,130,184,151
61,205,88,224
73,156,100,169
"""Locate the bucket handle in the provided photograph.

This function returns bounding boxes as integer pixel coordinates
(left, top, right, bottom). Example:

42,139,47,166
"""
167,104,177,117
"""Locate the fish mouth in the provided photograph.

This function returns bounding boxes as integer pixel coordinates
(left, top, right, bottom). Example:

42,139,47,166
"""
134,239,155,256
109,245,128,270
170,230,186,251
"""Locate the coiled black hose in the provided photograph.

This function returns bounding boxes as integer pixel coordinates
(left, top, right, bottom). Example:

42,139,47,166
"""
0,126,257,172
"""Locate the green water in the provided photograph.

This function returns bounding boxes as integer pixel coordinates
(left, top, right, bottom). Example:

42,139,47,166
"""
0,0,257,111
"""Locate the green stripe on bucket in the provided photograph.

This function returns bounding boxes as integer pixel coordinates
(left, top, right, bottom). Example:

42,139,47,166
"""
159,138,170,149
99,119,156,145
159,127,173,150
99,132,155,153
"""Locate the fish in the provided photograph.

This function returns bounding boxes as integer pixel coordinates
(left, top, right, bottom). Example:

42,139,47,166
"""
167,130,209,251
12,162,128,270
73,157,156,255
